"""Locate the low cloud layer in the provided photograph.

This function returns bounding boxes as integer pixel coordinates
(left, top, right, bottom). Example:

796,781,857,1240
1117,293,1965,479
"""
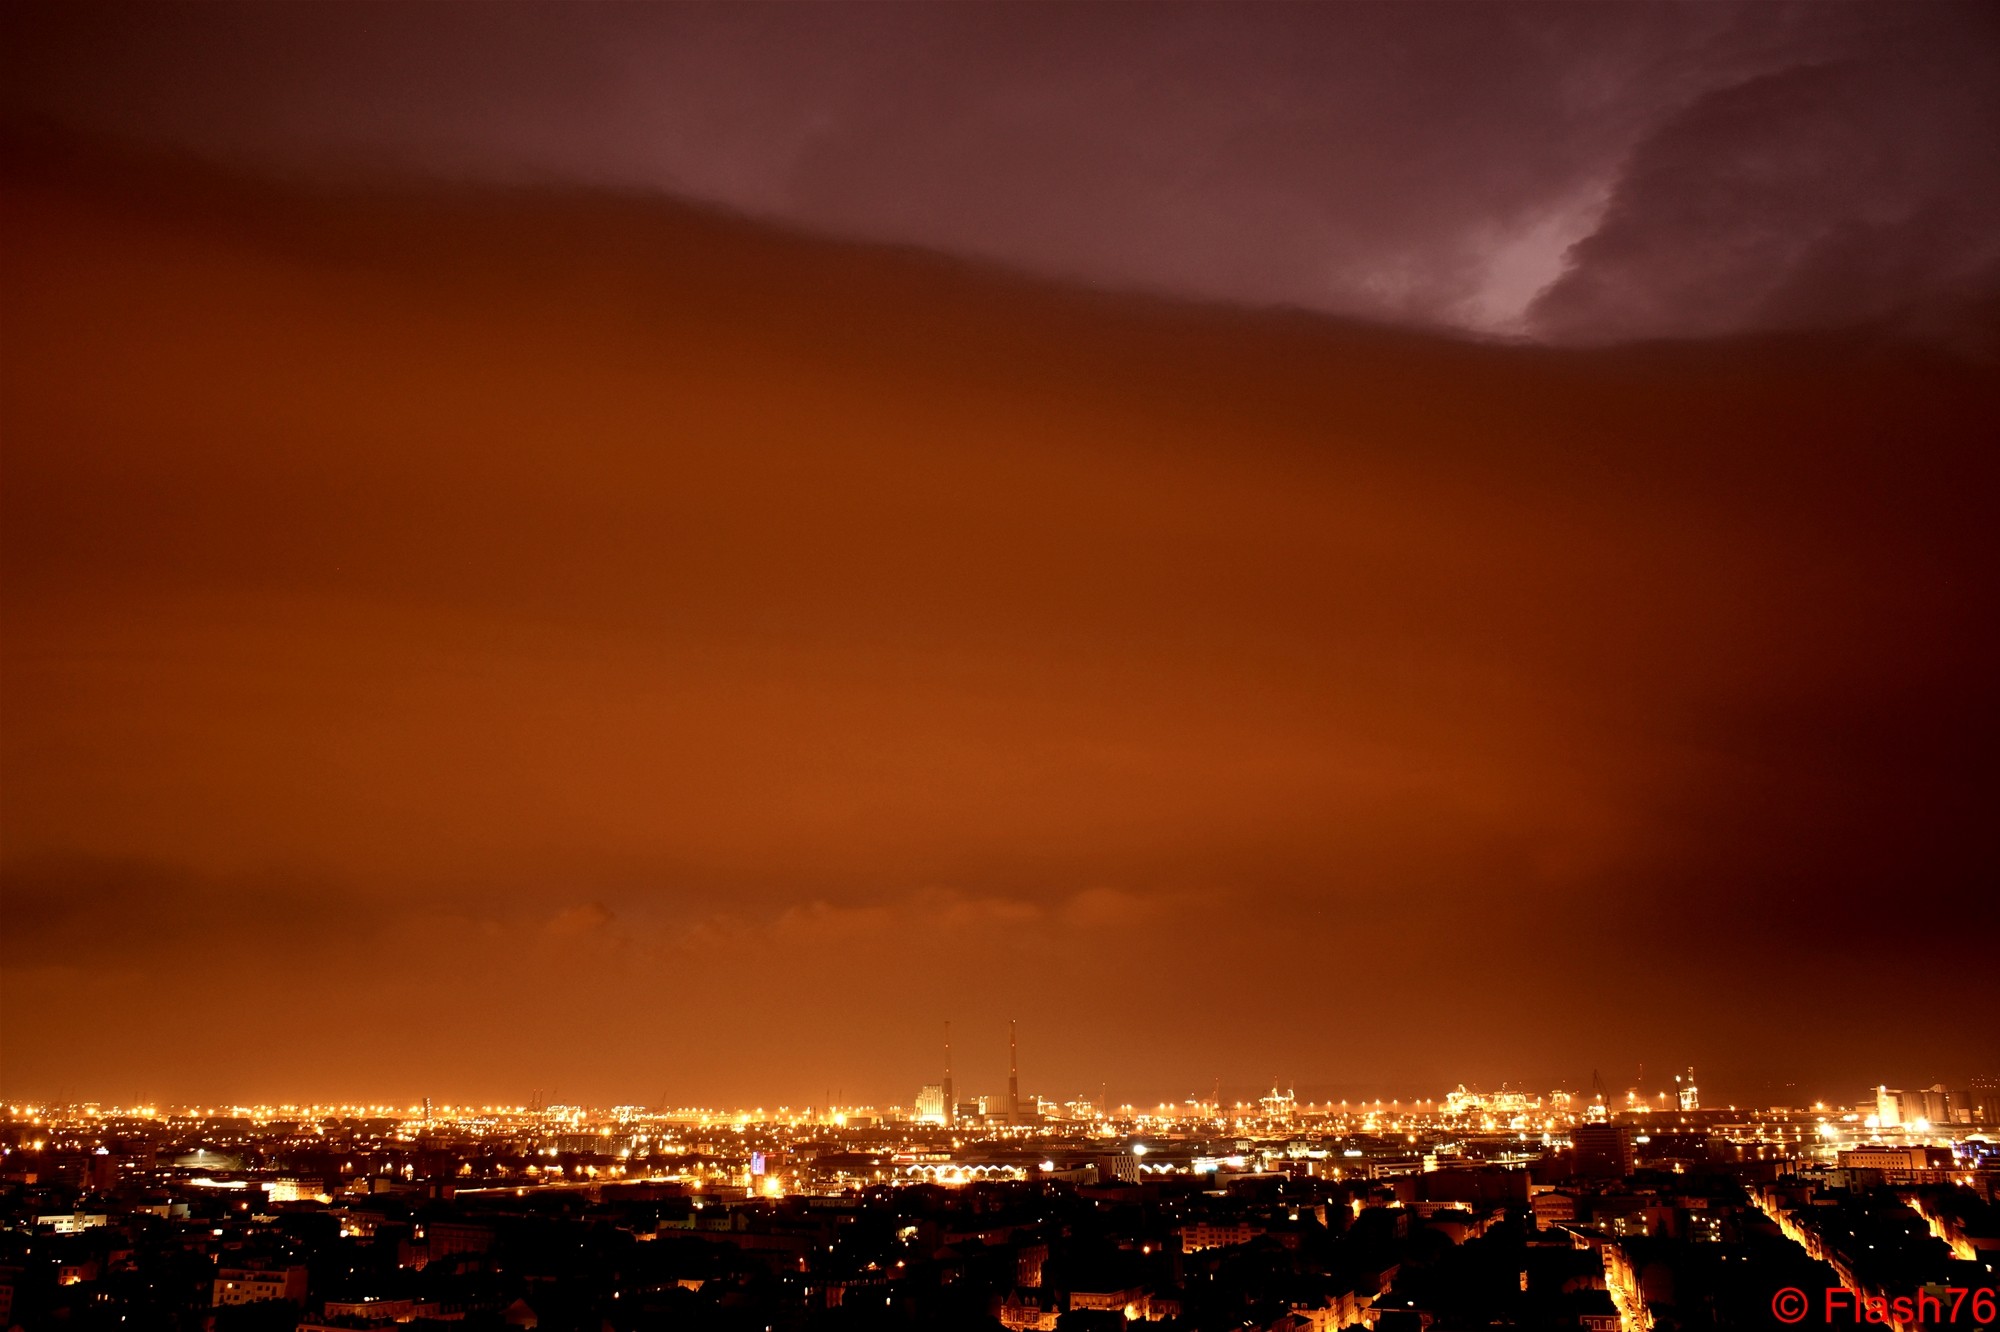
3,136,1993,1105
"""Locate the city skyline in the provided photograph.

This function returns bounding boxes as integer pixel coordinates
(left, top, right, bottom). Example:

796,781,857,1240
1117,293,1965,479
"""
5,3,1998,1112
7,1082,1995,1330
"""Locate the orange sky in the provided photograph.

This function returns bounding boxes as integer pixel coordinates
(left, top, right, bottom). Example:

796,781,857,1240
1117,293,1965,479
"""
3,130,1995,1108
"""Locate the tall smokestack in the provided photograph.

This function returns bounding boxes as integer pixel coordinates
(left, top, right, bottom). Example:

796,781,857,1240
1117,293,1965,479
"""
1008,1019,1020,1126
943,1021,955,1126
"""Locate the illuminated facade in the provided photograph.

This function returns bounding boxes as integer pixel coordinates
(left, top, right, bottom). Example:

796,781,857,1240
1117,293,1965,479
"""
213,1266,307,1307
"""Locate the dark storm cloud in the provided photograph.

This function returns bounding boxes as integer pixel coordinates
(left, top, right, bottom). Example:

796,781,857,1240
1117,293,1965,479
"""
3,2,1994,340
1531,39,2000,342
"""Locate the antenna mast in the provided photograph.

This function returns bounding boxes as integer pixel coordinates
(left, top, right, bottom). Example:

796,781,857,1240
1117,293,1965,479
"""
1008,1019,1020,1126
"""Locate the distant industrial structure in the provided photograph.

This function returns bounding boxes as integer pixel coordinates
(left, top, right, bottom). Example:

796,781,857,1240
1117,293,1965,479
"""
920,1021,1041,1126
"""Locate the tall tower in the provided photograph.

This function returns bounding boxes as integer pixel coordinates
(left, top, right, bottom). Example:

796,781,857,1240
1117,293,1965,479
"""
1008,1019,1020,1126
943,1021,955,1126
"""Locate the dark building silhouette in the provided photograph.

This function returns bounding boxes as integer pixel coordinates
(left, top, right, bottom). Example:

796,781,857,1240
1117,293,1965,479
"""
1572,1124,1635,1179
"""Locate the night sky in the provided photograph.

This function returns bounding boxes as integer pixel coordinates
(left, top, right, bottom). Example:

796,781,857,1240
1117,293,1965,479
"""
2,3,1996,1110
